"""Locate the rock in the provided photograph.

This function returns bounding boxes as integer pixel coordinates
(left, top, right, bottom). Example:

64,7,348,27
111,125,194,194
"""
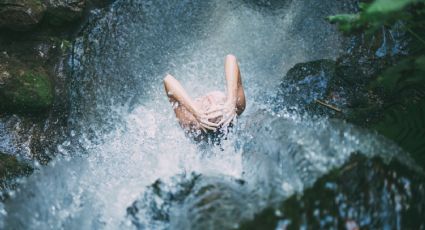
44,0,86,25
87,0,113,8
0,0,46,30
0,151,33,191
279,59,337,105
0,58,53,114
238,154,425,230
127,173,250,230
243,0,291,11
274,59,347,117
275,25,407,119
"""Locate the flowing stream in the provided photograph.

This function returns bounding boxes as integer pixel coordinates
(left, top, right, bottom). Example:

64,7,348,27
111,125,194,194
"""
0,0,413,229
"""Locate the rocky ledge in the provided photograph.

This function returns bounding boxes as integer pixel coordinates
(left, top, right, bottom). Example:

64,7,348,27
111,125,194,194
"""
0,0,112,191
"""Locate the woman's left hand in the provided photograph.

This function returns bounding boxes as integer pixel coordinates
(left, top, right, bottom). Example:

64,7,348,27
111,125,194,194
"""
206,101,236,127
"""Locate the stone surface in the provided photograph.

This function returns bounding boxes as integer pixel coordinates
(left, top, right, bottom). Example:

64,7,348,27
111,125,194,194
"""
0,151,33,191
274,24,412,128
0,0,46,30
276,59,337,107
127,174,250,230
44,0,86,25
238,154,425,230
0,58,53,114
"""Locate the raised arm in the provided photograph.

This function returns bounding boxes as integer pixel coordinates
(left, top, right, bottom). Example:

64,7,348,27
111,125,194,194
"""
164,74,199,116
163,74,218,131
212,54,246,126
224,54,246,115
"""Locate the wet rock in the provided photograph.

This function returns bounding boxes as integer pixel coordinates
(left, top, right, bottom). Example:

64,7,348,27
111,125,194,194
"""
0,0,46,30
276,59,337,108
87,0,113,8
0,58,53,114
44,0,86,25
0,151,33,191
127,173,251,230
0,0,111,165
238,154,425,230
274,59,352,118
243,0,291,11
275,25,407,120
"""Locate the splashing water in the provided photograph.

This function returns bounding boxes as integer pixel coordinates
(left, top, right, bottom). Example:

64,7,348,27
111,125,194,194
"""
0,0,412,229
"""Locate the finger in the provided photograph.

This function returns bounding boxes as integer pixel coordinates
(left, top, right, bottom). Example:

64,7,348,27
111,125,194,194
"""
224,114,236,126
206,112,222,120
201,119,220,127
201,123,216,131
217,114,230,126
223,115,233,127
219,113,235,127
205,107,224,114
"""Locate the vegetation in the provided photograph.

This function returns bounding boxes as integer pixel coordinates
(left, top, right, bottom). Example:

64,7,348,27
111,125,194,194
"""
328,0,425,166
0,152,33,191
0,68,53,114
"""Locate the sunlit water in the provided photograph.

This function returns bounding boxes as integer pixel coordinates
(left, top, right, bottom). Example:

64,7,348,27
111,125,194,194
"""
0,0,412,229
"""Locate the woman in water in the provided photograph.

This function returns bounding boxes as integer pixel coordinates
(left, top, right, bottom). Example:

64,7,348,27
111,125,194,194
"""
164,54,246,134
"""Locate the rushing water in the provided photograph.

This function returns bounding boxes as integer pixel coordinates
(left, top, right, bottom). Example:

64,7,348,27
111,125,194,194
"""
0,0,416,229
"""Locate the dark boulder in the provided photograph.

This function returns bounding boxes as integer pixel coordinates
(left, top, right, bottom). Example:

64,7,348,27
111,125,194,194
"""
275,25,407,120
274,59,349,117
127,173,251,230
44,0,86,25
238,154,425,230
0,57,53,114
0,0,46,30
0,151,33,192
276,59,337,106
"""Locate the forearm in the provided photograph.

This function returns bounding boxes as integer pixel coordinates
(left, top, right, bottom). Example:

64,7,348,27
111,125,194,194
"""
225,55,239,106
164,75,199,116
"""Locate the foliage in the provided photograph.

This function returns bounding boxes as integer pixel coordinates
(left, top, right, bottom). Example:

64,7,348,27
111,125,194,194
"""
0,152,33,191
328,0,425,165
328,0,424,34
373,99,425,161
0,68,53,113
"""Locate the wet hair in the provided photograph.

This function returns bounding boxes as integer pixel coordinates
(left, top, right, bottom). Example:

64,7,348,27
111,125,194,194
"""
186,123,234,146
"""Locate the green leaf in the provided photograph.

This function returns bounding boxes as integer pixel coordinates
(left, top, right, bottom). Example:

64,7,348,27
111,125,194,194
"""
372,55,425,93
367,0,417,14
327,14,362,32
373,99,425,161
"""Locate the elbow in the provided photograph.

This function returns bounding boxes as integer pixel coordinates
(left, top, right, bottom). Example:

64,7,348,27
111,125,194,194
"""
163,74,174,86
164,74,173,83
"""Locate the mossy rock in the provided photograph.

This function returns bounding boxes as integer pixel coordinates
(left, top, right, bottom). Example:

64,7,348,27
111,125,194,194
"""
44,0,86,26
0,152,33,190
0,0,46,30
0,63,53,114
238,154,425,230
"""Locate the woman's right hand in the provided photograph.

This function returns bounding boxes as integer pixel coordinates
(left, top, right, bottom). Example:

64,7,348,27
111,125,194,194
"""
194,109,221,132
204,101,237,128
216,101,237,127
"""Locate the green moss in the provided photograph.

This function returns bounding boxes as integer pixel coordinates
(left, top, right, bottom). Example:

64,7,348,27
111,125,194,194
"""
0,152,33,191
0,152,32,180
0,68,53,113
